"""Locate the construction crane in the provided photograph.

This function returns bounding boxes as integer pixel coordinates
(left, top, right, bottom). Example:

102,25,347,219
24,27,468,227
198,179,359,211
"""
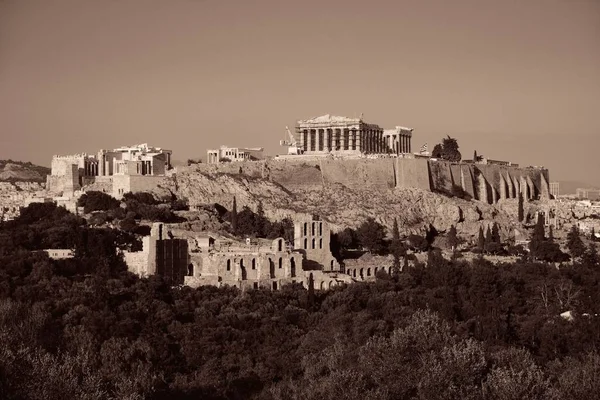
280,126,303,155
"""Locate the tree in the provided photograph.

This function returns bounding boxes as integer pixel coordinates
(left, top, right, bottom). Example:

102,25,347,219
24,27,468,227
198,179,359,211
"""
477,226,485,253
431,144,443,159
307,273,315,310
529,215,546,259
484,226,493,254
447,225,459,252
566,225,586,259
440,136,462,162
256,201,266,237
591,227,596,241
548,225,554,242
390,218,406,275
77,191,120,214
473,150,478,163
582,243,599,267
491,223,501,244
231,196,238,234
517,192,524,223
356,217,386,254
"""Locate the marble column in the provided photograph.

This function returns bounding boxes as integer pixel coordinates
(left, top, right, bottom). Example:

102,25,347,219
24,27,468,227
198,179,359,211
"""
316,129,321,152
307,130,313,152
340,128,346,150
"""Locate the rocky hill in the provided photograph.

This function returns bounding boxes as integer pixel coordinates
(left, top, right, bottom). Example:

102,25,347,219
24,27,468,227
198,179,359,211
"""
0,160,49,183
163,164,542,242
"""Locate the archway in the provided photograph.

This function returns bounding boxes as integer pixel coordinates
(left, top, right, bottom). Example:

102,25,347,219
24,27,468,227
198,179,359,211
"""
290,258,296,277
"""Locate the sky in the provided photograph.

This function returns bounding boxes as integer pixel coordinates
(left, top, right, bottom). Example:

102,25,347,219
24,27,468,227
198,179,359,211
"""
0,0,599,185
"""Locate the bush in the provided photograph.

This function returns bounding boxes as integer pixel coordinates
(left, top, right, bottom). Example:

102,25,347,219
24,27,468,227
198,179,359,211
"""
77,191,120,214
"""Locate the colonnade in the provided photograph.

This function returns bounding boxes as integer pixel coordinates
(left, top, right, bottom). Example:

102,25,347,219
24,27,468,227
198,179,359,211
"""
83,161,99,176
385,133,412,154
300,128,386,153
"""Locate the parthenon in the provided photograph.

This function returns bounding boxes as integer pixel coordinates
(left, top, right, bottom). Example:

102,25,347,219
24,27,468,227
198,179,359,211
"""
295,114,413,155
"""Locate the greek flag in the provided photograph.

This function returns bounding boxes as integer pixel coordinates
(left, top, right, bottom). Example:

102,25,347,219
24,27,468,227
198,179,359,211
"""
420,143,428,154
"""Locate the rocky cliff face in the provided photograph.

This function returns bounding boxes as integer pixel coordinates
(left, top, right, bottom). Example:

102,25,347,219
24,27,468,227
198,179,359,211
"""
165,166,528,241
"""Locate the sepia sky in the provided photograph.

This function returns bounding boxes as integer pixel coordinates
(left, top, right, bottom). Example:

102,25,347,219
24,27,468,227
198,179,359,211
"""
1,0,599,185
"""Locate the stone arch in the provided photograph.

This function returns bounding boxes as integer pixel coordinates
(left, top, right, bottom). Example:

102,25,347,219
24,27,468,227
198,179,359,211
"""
252,258,256,269
330,260,334,269
187,263,194,276
304,222,307,235
320,238,323,249
312,238,316,249
374,267,378,274
360,268,364,278
269,258,275,278
240,258,244,268
388,266,392,274
353,269,356,278
278,239,283,252
312,222,315,236
241,265,247,280
319,223,323,236
290,257,296,277
320,281,325,290
226,259,231,271
304,238,308,249
329,280,334,289
367,268,371,277
278,257,283,269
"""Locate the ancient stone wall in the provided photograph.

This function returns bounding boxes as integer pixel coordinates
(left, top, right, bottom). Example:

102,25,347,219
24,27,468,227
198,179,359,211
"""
186,157,548,205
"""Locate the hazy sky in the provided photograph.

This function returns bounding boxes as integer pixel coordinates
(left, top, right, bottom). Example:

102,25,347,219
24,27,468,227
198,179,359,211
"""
1,0,599,184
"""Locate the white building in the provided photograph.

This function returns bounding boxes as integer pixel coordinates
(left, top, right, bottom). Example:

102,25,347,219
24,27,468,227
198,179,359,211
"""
206,146,264,164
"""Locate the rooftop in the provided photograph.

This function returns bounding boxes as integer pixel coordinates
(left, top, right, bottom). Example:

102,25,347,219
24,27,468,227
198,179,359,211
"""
297,114,362,124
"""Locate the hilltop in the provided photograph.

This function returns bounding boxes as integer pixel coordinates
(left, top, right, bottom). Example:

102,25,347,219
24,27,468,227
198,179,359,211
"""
164,163,540,241
0,160,49,183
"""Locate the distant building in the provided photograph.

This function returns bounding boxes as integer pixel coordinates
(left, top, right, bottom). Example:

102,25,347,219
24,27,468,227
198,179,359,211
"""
44,249,75,260
550,182,560,198
576,188,600,200
206,146,265,164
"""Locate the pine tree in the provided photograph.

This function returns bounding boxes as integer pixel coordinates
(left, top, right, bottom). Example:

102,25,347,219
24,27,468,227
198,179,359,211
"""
518,192,524,223
231,196,238,234
477,226,485,253
566,225,586,259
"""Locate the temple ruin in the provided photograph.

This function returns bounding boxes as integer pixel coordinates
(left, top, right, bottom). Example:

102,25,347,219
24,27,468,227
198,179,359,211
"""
124,218,352,291
294,114,413,155
46,143,172,198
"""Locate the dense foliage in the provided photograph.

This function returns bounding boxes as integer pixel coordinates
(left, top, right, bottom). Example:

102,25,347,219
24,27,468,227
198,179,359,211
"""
2,204,600,399
431,136,462,162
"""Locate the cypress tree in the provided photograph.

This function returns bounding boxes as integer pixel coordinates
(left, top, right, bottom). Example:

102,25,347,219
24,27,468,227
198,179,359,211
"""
484,226,493,253
477,226,485,253
566,225,586,259
548,225,554,242
491,223,501,244
473,150,478,163
518,192,524,223
307,273,315,310
391,218,404,275
231,196,238,234
529,214,546,259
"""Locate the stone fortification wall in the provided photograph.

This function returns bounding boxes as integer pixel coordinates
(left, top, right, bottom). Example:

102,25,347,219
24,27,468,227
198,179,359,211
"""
187,157,548,204
427,160,550,204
